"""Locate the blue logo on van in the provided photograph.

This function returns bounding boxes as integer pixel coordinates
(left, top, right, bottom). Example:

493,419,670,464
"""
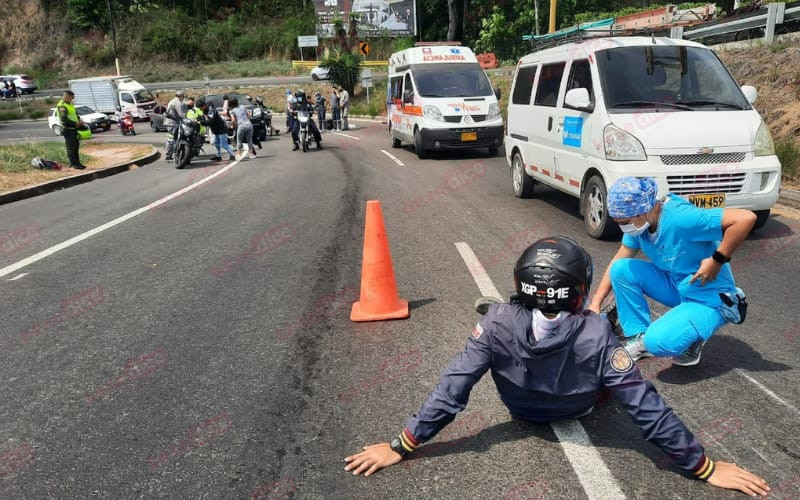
450,48,461,54
562,116,583,147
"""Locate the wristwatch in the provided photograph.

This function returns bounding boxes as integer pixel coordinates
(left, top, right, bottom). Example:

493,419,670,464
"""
389,437,409,458
712,250,731,264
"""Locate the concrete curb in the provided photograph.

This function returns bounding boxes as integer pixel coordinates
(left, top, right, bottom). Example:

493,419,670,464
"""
0,146,160,206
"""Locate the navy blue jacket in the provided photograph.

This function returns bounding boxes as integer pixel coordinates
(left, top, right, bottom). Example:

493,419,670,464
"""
404,303,706,472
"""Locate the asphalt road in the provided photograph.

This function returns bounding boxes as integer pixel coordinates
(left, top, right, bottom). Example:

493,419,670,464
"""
1,120,799,499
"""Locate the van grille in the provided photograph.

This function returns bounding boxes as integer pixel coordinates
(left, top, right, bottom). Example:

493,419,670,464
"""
471,114,487,122
666,173,746,195
444,116,461,123
660,152,746,166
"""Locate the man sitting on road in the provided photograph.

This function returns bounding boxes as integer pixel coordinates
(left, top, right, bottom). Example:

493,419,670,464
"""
344,236,769,497
587,177,754,366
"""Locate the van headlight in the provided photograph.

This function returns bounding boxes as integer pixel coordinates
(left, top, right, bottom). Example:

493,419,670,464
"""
423,105,444,121
604,124,646,161
754,122,775,156
487,103,500,120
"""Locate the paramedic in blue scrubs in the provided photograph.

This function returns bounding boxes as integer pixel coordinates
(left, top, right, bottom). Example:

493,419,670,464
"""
587,177,756,366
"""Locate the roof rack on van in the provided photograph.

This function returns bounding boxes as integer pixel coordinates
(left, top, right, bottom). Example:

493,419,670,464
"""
414,41,462,46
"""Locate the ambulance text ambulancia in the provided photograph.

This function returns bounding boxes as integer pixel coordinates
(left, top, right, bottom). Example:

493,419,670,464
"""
387,44,504,159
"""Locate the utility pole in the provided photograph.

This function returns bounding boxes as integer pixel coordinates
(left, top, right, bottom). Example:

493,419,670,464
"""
106,0,120,76
548,0,556,33
534,0,539,36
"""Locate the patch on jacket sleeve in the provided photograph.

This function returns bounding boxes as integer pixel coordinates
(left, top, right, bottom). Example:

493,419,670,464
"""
610,347,633,373
471,323,484,340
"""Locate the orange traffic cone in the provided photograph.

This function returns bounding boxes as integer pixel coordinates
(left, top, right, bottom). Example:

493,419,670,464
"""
351,200,409,322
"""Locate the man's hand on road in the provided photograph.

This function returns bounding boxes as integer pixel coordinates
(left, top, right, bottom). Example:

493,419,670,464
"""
690,257,722,286
707,461,770,496
344,442,403,477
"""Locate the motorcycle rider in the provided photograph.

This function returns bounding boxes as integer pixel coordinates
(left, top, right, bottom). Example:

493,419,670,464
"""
343,236,771,498
290,90,322,151
164,90,187,162
185,97,208,141
314,91,327,133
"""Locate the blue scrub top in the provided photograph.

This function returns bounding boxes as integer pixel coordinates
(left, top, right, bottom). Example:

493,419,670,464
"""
622,194,736,307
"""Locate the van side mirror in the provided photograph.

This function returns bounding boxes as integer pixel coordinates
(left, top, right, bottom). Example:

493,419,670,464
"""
741,85,757,104
564,88,593,111
403,90,414,104
494,87,501,100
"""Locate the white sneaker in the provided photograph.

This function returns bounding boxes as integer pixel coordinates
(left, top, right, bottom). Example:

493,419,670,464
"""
672,340,706,367
624,333,654,361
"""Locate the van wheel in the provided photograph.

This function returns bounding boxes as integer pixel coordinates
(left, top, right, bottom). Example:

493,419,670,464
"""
512,152,534,198
390,125,401,148
582,175,620,240
414,128,429,159
752,210,770,231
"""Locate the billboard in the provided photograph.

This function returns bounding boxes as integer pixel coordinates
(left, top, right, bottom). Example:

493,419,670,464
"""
313,0,416,38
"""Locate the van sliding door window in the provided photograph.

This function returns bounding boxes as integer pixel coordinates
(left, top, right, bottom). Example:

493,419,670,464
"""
512,65,537,105
565,60,593,110
390,77,403,101
534,62,565,107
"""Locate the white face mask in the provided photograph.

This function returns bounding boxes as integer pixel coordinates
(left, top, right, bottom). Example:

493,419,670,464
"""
531,309,570,341
619,220,650,236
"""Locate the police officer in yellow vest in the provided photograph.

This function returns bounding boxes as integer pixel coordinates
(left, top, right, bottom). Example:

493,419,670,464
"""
185,97,208,137
57,91,86,169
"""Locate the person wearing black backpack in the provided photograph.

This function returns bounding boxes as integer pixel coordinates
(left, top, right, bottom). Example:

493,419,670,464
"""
208,103,236,161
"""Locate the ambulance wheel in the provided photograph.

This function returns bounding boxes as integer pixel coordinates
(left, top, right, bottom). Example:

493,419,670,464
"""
390,127,401,148
752,209,770,231
511,152,534,198
582,175,620,240
414,128,429,159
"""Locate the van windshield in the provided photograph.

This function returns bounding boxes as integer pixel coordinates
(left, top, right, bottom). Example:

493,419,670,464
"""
411,63,494,98
596,45,750,112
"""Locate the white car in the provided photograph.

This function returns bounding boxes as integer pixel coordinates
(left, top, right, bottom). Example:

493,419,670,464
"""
310,66,330,81
48,106,112,135
1,74,36,94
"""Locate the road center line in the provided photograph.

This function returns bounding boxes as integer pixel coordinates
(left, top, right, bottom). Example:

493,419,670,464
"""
735,369,800,416
454,242,625,499
333,132,360,140
380,149,405,167
0,159,241,279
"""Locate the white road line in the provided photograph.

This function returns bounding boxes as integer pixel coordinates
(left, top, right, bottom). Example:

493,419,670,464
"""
454,242,626,499
8,273,28,281
380,149,405,167
735,369,800,416
454,242,502,300
333,132,360,140
0,159,241,279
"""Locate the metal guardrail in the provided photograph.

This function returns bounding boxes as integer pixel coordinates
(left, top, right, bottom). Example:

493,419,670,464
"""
684,1,800,43
291,60,388,70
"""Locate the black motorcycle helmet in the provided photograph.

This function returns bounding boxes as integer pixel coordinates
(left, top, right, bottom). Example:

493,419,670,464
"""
255,96,264,105
513,236,593,314
295,89,306,103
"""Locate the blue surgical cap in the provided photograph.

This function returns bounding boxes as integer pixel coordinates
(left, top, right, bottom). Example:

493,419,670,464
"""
607,177,658,218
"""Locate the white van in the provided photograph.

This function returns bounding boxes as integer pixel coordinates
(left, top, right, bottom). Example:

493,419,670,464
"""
388,44,504,158
505,36,781,239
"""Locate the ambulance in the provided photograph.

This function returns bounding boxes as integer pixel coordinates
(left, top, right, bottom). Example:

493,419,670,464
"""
387,44,504,159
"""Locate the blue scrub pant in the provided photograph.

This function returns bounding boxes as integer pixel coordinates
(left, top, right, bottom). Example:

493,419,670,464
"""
610,259,726,356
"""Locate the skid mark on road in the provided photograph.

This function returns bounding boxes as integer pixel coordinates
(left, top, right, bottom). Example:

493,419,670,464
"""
455,241,626,499
380,149,405,167
0,158,242,279
735,369,800,416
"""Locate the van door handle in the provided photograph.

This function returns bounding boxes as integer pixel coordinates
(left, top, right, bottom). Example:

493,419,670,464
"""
547,117,553,131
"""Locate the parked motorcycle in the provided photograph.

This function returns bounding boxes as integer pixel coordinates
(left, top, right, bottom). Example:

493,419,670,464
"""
119,112,136,136
264,106,280,136
168,112,206,169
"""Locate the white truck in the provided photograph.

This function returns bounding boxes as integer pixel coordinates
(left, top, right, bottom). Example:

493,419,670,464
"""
68,76,157,120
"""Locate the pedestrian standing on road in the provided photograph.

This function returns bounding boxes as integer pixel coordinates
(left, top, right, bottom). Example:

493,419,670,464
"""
285,89,294,133
56,90,86,169
344,236,770,497
229,97,256,160
587,177,755,367
207,102,235,162
314,91,327,133
338,85,350,131
330,87,341,131
164,90,186,161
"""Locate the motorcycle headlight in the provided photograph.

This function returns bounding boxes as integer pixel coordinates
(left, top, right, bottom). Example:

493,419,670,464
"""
487,103,500,120
754,121,775,156
604,124,647,161
423,105,444,122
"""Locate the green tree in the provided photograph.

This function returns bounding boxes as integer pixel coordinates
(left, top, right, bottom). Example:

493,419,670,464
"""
320,51,361,96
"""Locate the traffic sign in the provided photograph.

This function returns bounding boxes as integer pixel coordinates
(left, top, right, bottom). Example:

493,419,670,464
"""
297,35,319,48
359,42,370,56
